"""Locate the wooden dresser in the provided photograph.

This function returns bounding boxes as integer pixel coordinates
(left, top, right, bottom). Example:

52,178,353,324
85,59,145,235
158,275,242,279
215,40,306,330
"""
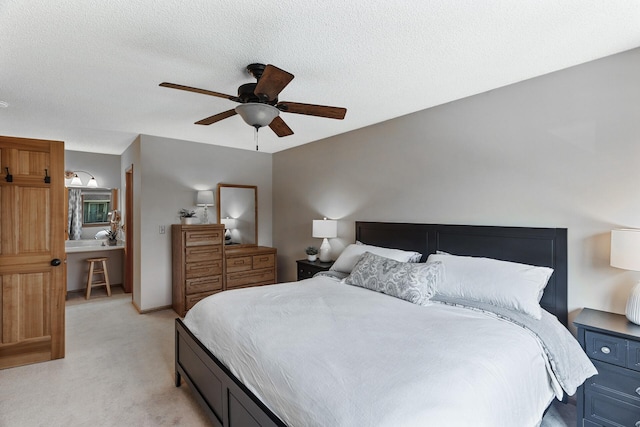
172,224,225,317
225,246,277,290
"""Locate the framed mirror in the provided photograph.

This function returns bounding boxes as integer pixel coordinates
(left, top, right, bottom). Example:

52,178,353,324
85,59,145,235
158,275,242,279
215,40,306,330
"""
67,187,119,227
217,183,257,246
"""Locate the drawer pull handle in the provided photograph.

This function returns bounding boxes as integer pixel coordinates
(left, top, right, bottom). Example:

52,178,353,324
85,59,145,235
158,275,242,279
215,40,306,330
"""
636,387,640,396
600,346,611,354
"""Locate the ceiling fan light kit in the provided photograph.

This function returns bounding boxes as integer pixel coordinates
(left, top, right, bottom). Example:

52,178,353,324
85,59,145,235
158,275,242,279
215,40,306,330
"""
235,103,280,128
160,63,347,149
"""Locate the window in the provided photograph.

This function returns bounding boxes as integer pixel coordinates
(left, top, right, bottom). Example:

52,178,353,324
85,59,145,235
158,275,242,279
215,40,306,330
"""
82,191,113,225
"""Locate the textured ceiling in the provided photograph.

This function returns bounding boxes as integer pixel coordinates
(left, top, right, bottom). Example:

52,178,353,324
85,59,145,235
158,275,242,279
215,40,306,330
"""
1,1,640,154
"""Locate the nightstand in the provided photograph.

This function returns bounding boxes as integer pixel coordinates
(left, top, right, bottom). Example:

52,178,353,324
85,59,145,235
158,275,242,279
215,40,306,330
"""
296,259,334,280
574,308,640,427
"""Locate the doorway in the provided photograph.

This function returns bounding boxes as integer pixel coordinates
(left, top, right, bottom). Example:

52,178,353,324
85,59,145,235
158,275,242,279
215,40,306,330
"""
124,165,133,294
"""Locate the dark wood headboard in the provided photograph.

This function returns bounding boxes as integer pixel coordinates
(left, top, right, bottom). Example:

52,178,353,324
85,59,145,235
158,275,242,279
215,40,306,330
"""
355,222,568,327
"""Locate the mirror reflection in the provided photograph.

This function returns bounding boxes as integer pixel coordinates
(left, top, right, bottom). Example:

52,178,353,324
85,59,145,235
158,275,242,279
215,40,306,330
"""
68,187,118,240
217,184,257,246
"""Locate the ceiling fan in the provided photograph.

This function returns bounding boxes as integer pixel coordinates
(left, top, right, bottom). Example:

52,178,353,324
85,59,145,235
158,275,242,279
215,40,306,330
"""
160,63,347,139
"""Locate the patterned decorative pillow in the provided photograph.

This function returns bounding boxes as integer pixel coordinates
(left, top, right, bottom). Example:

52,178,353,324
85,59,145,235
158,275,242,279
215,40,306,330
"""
331,243,423,273
344,252,443,306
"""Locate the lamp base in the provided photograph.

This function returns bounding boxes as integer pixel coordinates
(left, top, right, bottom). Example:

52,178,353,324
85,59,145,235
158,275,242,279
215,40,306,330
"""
626,281,640,325
202,206,209,224
318,238,332,262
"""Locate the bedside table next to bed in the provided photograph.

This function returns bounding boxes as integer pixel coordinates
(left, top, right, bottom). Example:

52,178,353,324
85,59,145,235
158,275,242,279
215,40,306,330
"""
296,259,334,280
574,308,640,427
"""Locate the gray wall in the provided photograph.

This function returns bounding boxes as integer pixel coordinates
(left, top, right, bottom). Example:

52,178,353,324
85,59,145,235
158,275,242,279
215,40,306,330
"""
273,47,640,324
136,135,273,311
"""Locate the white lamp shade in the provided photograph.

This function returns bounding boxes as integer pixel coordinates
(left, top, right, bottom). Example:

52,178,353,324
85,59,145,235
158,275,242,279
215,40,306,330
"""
196,190,214,206
70,175,83,186
86,177,99,187
611,229,640,271
312,219,337,238
220,217,237,229
235,103,279,128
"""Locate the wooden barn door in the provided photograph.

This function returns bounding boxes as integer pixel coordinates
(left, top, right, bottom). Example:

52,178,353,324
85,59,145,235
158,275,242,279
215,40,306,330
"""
0,136,66,369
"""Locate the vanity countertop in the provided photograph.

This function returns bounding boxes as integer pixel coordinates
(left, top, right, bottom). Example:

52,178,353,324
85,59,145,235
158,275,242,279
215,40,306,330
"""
65,240,125,253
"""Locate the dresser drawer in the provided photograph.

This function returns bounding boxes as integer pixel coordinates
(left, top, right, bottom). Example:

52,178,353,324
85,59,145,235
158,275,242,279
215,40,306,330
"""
253,254,274,269
185,260,223,279
185,245,223,262
185,229,223,246
586,330,627,368
584,389,640,427
185,290,219,310
226,256,252,273
227,268,275,289
186,275,223,295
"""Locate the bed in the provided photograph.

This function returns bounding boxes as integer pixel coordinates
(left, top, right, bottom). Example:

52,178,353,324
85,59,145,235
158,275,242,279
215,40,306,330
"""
175,221,595,426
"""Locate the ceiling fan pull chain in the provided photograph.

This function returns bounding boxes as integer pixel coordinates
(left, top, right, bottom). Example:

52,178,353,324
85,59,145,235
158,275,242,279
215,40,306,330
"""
254,126,259,151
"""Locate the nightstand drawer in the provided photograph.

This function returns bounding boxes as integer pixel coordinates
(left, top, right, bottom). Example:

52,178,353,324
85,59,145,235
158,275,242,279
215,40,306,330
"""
629,341,640,372
586,330,627,368
584,389,640,427
298,267,316,280
588,360,640,403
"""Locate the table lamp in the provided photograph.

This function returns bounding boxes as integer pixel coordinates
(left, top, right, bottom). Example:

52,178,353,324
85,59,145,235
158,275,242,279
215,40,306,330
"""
610,228,640,325
312,218,337,262
221,217,237,244
196,190,214,224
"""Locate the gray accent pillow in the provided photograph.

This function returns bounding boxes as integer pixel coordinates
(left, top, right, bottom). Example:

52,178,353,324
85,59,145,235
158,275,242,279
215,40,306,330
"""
344,252,442,306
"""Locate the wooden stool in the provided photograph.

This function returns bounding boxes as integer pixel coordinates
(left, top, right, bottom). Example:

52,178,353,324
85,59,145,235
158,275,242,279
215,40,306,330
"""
85,257,111,299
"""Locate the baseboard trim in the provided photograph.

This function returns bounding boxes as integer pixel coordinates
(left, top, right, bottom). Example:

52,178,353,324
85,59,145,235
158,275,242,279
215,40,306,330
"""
132,300,172,314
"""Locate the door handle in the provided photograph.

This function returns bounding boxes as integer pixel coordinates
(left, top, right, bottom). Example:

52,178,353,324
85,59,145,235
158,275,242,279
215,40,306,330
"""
51,259,62,266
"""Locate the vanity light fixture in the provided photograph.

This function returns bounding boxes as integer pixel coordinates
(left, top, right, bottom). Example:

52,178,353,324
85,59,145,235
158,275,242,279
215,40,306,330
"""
65,170,99,187
196,190,214,224
610,228,640,325
313,218,337,262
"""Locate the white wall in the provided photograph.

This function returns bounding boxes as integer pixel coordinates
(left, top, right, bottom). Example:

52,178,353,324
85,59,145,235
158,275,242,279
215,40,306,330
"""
136,135,272,311
273,47,640,324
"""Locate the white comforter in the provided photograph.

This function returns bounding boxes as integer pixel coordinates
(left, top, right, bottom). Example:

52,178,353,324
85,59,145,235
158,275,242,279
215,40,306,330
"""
184,276,561,427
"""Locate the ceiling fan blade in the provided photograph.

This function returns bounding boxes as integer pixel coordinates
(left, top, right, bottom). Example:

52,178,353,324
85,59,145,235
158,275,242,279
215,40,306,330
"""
160,82,239,101
194,109,237,125
254,65,294,102
269,116,294,137
277,101,346,120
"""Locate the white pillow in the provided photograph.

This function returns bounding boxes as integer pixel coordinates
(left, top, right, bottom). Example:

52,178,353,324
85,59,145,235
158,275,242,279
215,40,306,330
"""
330,243,422,274
428,253,553,320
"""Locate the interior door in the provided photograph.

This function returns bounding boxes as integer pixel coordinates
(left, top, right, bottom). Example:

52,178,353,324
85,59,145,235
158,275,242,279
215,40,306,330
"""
0,136,66,369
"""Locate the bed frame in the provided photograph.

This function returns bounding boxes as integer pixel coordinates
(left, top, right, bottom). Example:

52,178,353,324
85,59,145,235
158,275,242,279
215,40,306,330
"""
175,222,568,427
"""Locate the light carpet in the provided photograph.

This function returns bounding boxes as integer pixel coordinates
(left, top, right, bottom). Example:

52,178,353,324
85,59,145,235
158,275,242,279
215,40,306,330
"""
0,293,575,426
